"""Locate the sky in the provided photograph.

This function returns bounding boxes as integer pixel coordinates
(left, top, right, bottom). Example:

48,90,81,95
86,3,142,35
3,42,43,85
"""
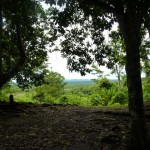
48,52,96,79
47,51,118,79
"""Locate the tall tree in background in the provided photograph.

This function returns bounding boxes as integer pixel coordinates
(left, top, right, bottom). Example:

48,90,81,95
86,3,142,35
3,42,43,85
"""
46,0,150,148
109,30,150,87
0,0,49,89
140,39,150,78
33,71,66,103
109,31,125,90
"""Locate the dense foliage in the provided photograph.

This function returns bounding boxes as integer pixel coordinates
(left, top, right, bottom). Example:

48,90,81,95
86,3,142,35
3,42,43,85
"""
0,0,49,89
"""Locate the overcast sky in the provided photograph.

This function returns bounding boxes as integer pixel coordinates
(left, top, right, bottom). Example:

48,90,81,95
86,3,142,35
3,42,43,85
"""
47,51,118,79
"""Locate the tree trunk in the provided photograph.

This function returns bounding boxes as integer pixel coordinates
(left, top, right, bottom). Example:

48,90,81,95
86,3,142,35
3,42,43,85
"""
122,7,148,149
125,33,148,150
115,65,121,90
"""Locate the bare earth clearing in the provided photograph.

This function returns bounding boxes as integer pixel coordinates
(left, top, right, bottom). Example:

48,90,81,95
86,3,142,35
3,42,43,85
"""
0,102,150,150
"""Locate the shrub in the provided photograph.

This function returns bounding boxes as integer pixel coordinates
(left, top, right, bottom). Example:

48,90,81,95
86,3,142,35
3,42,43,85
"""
97,78,113,90
59,95,69,104
0,91,8,101
143,77,150,101
110,92,127,105
91,97,101,106
110,103,121,107
33,71,66,103
43,95,56,104
90,94,108,106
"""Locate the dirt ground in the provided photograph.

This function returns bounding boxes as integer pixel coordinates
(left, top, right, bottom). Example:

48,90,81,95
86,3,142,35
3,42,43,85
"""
0,102,150,150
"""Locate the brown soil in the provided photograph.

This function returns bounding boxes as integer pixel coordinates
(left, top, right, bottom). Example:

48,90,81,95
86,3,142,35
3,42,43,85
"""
0,102,150,150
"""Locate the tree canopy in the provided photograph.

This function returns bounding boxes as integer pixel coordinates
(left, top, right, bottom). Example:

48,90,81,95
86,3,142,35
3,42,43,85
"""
33,71,66,103
0,0,50,89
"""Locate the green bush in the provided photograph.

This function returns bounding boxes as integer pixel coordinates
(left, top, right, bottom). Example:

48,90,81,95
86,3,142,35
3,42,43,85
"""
110,92,127,105
143,77,150,101
33,71,66,103
67,95,81,105
110,103,121,107
0,83,12,101
0,91,8,101
97,78,113,90
90,93,108,106
14,92,36,103
60,94,91,107
44,95,56,104
59,95,69,104
91,97,101,106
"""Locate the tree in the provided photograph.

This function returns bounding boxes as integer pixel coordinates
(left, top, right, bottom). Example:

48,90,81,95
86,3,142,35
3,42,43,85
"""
0,0,49,89
45,0,150,148
143,60,150,77
109,30,125,90
143,76,150,101
91,64,104,78
109,29,150,81
33,71,66,103
96,77,112,90
140,39,150,77
109,29,150,88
